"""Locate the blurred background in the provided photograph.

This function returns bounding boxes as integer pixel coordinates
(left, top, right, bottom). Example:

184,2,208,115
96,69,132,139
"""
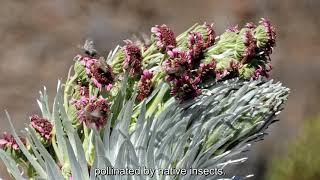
0,0,319,179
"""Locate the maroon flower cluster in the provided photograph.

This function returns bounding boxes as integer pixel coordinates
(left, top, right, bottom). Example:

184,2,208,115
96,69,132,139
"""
216,60,240,81
137,70,154,101
260,18,276,54
245,22,257,30
203,23,216,48
165,49,191,79
0,132,26,151
188,32,205,65
151,24,177,52
164,49,201,101
78,55,114,91
123,41,142,77
241,30,257,64
227,25,240,33
30,115,53,141
252,64,272,80
169,74,201,101
197,61,217,83
73,96,110,130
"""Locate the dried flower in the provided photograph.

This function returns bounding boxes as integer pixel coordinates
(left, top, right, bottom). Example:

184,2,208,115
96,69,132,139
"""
123,41,142,77
0,132,26,151
74,96,110,130
30,115,53,141
137,70,154,101
151,24,177,52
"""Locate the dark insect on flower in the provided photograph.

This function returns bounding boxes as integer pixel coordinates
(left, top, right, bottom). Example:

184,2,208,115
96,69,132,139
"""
78,55,114,91
80,39,97,57
30,115,53,141
75,96,110,130
123,40,142,77
0,132,26,151
227,25,240,33
241,30,257,64
137,70,154,101
197,61,216,82
90,62,114,91
169,73,201,101
151,24,177,52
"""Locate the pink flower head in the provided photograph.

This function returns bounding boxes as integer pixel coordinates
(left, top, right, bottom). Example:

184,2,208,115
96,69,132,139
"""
30,115,53,141
0,132,26,151
164,49,190,78
151,24,177,52
188,32,205,63
123,41,142,77
259,18,276,54
137,70,154,101
242,30,257,64
75,96,110,130
169,73,201,101
90,62,114,91
226,25,240,33
216,60,240,81
204,22,216,48
252,64,272,80
197,61,216,82
245,22,257,30
77,55,114,91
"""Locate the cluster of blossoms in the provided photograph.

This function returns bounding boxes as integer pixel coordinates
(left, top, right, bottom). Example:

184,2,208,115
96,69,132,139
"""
30,115,53,144
137,70,154,101
0,18,281,180
76,55,114,91
151,24,177,52
0,132,26,151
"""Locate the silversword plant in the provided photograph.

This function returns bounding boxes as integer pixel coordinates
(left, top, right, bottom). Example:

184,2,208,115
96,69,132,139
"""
0,18,289,180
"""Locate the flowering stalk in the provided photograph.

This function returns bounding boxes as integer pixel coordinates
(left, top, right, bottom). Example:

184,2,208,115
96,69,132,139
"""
0,18,289,180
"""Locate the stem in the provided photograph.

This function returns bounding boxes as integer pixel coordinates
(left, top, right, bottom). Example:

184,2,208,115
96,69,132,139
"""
63,74,78,112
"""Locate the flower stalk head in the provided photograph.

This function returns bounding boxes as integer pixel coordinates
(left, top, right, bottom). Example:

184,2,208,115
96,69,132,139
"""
73,96,110,130
30,115,53,146
137,70,154,101
151,24,177,52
